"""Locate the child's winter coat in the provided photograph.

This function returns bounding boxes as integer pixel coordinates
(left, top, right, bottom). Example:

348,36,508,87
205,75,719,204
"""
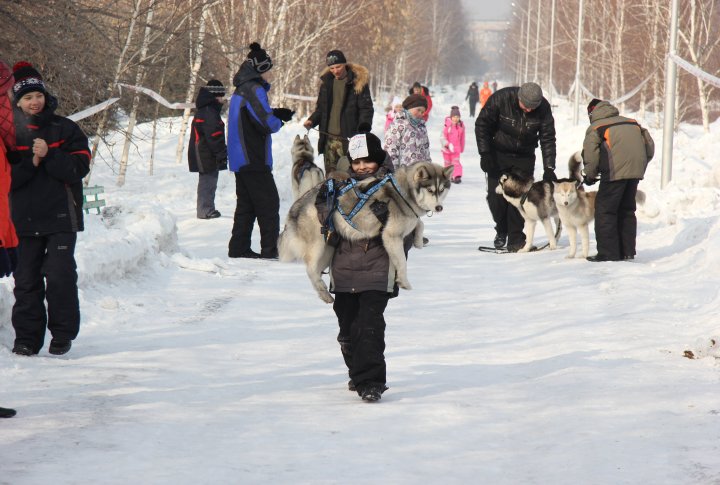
440,117,465,158
383,109,431,168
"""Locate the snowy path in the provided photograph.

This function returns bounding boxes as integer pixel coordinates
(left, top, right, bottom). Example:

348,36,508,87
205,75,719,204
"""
2,92,720,484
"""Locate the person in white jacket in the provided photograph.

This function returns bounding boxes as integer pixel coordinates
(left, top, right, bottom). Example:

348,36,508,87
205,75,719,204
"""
383,93,430,169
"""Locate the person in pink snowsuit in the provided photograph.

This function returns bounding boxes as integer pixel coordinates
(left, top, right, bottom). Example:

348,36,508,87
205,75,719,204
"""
440,106,465,183
384,96,403,132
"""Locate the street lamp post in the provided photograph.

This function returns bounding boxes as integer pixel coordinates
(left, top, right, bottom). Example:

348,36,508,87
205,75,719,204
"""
572,0,584,125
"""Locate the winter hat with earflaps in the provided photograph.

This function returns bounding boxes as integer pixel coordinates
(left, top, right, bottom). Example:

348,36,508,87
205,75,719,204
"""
245,43,273,73
12,61,46,102
450,106,461,118
348,123,386,163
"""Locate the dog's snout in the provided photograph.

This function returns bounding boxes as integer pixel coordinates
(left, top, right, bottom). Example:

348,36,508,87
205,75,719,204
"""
434,205,443,213
563,201,569,206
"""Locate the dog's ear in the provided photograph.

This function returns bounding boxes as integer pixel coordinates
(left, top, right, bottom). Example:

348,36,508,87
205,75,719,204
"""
414,164,430,182
294,134,300,141
442,165,454,181
499,174,508,184
304,134,311,143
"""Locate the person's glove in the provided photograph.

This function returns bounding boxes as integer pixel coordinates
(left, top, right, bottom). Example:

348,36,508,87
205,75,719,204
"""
217,158,227,171
0,246,18,277
480,152,496,174
272,108,295,122
542,168,557,183
583,175,598,186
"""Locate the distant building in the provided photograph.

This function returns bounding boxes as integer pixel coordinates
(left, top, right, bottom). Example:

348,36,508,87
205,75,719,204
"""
468,20,509,73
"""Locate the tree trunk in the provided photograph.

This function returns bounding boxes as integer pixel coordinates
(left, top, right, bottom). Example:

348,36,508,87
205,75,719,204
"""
118,2,156,186
174,1,210,165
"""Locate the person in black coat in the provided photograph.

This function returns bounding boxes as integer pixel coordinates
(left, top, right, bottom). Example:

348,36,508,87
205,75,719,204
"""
465,82,479,117
188,79,227,219
303,49,374,174
7,62,90,356
475,82,557,252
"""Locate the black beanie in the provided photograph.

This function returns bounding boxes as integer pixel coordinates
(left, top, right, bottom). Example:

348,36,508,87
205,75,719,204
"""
12,61,46,102
205,79,225,96
326,50,347,66
587,98,602,114
246,42,273,73
348,123,386,163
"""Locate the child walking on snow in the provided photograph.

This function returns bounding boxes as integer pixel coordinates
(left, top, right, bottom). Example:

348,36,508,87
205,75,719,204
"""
441,106,465,184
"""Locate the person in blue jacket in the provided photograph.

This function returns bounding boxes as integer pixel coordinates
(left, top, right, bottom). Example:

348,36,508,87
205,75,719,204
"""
227,42,293,259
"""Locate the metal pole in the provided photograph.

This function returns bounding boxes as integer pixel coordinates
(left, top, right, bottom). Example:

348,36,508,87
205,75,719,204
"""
533,0,541,82
524,1,532,81
572,0,584,125
548,0,556,102
517,13,525,85
661,0,680,189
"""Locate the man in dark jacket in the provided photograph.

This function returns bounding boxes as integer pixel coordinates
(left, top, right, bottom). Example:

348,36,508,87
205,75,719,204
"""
188,79,227,219
475,82,557,252
316,128,407,402
227,43,293,259
8,62,90,356
465,82,479,117
582,99,654,262
303,49,374,174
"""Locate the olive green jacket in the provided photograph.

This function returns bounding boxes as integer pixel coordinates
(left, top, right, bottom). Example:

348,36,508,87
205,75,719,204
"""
582,101,654,181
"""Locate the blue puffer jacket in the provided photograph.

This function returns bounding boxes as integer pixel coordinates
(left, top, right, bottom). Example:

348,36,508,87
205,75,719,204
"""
227,62,282,172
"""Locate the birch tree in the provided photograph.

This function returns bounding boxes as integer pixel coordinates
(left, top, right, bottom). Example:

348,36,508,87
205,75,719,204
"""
174,1,212,165
117,1,156,186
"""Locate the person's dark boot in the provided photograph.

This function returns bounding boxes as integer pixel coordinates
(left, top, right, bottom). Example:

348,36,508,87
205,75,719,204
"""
229,249,261,259
12,344,36,356
0,407,16,418
493,232,507,249
48,339,72,355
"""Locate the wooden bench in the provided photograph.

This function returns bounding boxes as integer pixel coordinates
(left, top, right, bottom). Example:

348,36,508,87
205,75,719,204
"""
82,185,106,214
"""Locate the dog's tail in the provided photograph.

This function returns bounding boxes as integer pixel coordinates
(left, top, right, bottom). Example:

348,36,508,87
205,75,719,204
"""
568,151,583,183
277,227,297,262
635,189,646,206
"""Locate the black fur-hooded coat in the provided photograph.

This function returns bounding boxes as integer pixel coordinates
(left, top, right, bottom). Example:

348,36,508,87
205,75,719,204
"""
307,63,374,155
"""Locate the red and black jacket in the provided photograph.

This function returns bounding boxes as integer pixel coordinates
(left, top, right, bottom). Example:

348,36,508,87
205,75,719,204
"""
8,95,90,236
188,87,227,173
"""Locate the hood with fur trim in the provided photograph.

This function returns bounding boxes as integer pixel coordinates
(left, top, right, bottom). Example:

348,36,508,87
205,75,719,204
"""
319,63,369,95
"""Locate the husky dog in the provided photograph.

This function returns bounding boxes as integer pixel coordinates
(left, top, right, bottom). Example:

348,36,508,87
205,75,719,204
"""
552,152,597,258
279,161,454,303
553,151,645,259
291,134,325,201
496,171,561,252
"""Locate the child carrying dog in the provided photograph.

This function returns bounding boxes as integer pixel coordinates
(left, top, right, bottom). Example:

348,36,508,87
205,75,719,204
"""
440,106,465,184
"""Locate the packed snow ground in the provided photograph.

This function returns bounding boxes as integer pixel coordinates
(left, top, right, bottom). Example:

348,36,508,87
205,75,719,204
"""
1,85,720,484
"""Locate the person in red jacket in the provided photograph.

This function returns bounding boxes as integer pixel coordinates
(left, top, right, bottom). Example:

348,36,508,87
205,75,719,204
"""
0,59,18,417
409,82,432,122
479,81,493,109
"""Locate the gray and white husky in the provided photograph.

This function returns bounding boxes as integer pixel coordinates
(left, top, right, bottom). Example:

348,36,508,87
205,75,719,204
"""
496,171,561,252
553,151,645,259
552,152,597,258
291,134,325,201
279,161,454,303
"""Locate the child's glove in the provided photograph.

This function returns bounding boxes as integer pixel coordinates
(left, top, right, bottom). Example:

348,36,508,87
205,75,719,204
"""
0,246,17,277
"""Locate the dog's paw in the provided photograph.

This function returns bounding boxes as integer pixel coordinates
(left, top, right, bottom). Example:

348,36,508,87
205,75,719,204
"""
565,253,576,259
396,279,412,290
